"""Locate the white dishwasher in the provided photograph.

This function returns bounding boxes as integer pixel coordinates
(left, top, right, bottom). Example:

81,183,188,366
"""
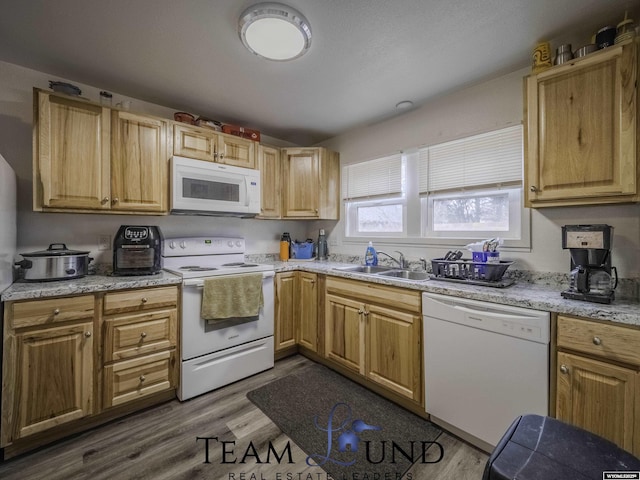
422,292,550,453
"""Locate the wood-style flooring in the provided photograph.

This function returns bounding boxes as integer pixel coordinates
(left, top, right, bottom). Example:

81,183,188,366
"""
0,355,488,480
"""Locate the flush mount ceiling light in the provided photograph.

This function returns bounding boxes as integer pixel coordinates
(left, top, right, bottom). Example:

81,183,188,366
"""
395,100,414,110
239,3,312,61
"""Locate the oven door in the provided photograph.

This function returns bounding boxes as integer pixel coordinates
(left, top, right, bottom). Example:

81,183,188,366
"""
180,271,274,360
171,156,260,215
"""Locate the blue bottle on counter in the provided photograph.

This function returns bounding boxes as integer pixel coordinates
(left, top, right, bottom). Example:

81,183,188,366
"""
364,241,378,266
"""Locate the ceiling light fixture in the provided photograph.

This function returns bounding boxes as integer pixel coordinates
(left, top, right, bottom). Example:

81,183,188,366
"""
239,3,312,61
395,100,414,110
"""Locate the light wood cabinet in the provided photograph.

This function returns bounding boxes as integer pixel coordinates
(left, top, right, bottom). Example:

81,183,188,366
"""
281,147,340,219
274,272,297,352
110,111,167,212
297,272,318,352
258,145,281,218
524,39,639,207
556,315,640,456
1,285,179,456
325,293,364,373
101,287,178,409
324,277,422,403
2,298,95,447
33,89,169,214
34,90,110,210
366,304,421,401
172,123,257,169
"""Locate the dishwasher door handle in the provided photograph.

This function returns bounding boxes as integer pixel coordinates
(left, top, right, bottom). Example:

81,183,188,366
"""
452,303,541,322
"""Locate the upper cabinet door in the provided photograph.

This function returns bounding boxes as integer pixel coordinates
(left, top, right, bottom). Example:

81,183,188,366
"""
36,92,110,210
282,148,320,217
258,145,281,218
217,133,257,169
525,39,638,207
111,111,167,212
173,123,217,162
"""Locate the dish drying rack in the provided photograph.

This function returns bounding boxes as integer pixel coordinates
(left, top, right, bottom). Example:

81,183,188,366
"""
430,258,515,287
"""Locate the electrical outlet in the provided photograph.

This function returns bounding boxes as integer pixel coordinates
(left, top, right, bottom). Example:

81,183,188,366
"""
99,235,111,251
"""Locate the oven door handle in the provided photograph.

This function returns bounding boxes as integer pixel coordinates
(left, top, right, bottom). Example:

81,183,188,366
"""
182,271,275,287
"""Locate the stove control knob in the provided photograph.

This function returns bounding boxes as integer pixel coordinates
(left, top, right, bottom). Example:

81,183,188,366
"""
180,241,187,249
235,240,242,247
228,240,234,247
169,241,176,249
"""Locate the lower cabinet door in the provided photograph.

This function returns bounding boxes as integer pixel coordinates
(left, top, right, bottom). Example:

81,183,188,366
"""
325,294,364,373
12,322,94,441
103,350,176,408
556,351,635,453
366,304,422,402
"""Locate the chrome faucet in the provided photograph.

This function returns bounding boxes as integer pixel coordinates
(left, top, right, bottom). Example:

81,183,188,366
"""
377,250,408,269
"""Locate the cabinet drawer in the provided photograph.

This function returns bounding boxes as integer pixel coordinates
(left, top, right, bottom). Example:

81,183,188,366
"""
103,286,178,315
103,310,177,362
10,295,95,329
557,315,640,367
103,350,176,408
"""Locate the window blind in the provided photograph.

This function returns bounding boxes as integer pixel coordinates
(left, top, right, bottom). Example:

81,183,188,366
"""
342,154,402,200
418,125,523,194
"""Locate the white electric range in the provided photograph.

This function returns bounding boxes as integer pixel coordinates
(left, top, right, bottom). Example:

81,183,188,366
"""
162,237,275,401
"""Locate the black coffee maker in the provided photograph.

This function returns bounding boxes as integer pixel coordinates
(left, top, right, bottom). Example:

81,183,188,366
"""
561,224,617,304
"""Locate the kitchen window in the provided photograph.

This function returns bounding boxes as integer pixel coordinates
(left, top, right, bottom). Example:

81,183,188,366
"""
343,154,406,237
342,125,529,248
418,125,524,241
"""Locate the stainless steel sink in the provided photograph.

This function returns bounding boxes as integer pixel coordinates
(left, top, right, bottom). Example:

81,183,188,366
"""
377,270,430,281
334,265,395,274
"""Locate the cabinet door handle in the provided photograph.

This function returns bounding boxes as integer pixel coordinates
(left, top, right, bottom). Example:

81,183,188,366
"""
139,375,146,382
363,311,369,317
219,154,225,160
84,331,92,338
560,365,569,374
530,186,538,193
101,197,110,204
53,308,60,315
140,332,147,339
357,308,364,315
592,336,602,346
111,197,119,204
141,297,148,303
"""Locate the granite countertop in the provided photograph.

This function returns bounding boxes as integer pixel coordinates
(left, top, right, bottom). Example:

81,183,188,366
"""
2,260,638,327
274,260,640,327
1,271,182,302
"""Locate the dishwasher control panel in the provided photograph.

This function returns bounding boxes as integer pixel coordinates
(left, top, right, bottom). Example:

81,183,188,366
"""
422,292,550,343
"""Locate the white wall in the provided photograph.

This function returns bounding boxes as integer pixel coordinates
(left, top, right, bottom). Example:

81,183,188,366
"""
0,60,309,264
321,68,640,278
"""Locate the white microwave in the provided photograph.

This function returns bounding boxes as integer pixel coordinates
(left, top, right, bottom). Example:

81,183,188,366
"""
170,156,261,217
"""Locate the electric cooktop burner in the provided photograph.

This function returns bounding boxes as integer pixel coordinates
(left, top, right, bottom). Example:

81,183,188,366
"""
222,262,259,267
179,266,218,272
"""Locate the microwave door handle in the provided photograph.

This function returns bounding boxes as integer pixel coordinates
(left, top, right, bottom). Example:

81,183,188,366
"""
243,175,250,206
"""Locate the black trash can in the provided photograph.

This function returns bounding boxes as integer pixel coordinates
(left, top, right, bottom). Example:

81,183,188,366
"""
483,415,640,480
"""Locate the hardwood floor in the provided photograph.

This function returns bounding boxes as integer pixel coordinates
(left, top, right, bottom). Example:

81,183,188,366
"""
0,355,488,479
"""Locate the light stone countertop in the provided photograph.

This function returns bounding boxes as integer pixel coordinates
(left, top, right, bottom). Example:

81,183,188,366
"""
1,271,182,302
274,260,640,327
2,261,638,327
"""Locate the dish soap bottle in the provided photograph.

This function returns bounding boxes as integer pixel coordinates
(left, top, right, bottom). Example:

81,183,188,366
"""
364,242,378,266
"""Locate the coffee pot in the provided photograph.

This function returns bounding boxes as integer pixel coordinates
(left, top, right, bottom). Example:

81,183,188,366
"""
561,225,617,304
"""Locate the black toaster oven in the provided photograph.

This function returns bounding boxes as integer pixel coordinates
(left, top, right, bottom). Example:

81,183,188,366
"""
112,225,163,275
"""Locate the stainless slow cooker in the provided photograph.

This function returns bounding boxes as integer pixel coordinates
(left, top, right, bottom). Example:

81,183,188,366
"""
16,243,93,281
